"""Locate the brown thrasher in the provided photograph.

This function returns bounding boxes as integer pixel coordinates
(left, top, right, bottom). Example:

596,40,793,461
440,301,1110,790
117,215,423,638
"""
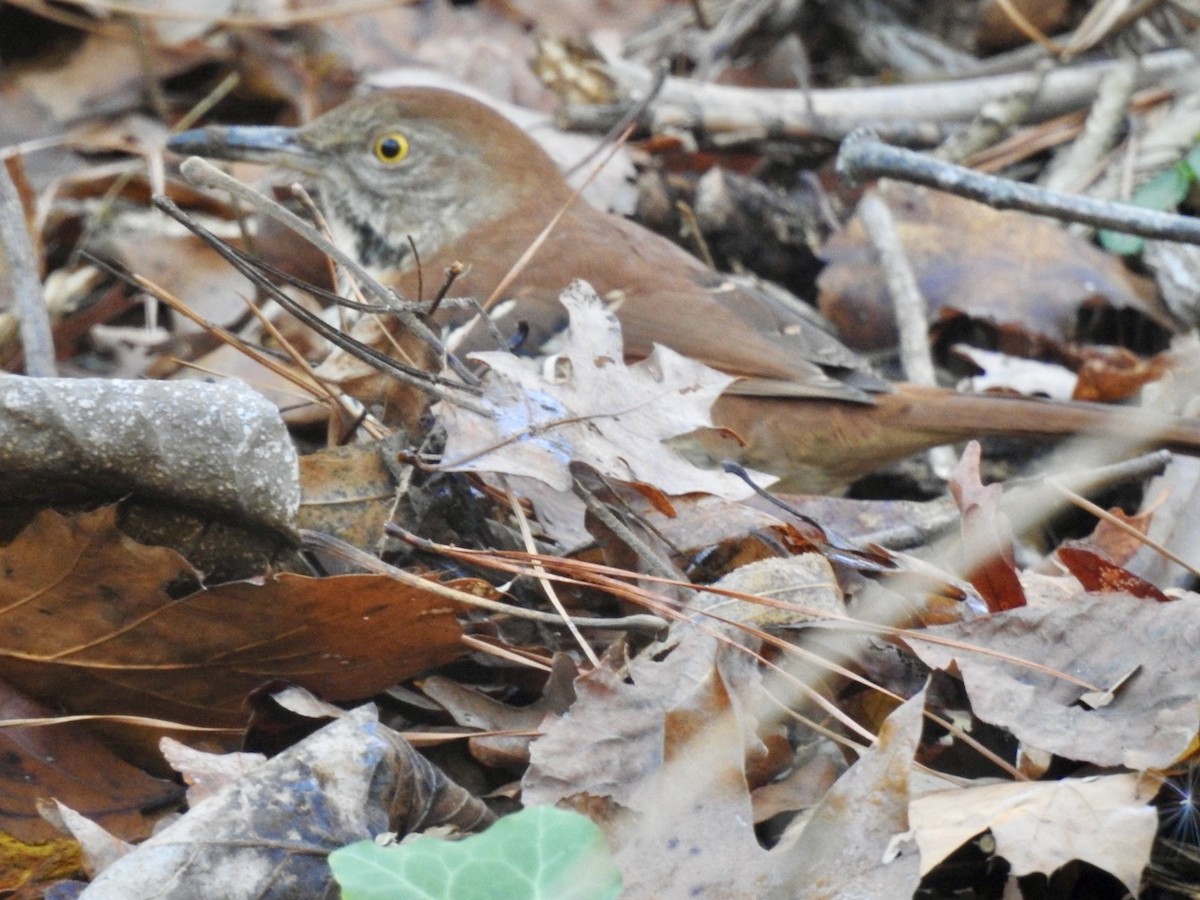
169,88,1200,492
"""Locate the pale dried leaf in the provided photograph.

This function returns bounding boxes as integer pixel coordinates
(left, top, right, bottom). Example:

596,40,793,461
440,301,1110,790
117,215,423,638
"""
43,801,133,879
524,561,777,897
158,739,267,807
906,593,1200,767
768,689,925,899
910,773,1157,893
438,280,765,498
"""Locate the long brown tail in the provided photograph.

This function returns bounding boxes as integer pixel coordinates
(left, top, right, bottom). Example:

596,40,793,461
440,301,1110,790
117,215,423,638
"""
709,384,1200,492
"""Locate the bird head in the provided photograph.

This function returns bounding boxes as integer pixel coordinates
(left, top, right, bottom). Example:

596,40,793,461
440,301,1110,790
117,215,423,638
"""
168,88,567,270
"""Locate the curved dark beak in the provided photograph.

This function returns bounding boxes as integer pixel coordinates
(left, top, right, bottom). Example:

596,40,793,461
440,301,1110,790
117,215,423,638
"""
167,125,320,175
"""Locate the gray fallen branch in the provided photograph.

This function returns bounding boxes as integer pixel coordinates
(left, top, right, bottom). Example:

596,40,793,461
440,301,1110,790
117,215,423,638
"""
588,48,1192,142
837,131,1200,245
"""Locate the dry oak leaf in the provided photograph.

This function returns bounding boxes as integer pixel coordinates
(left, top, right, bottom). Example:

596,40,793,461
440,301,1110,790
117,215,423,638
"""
770,689,925,899
525,557,850,898
910,773,1157,895
905,592,1200,768
0,507,463,749
437,280,766,499
949,441,1025,613
523,623,768,896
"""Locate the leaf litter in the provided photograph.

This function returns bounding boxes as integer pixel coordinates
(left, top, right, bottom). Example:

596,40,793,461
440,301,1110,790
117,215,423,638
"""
6,6,1200,899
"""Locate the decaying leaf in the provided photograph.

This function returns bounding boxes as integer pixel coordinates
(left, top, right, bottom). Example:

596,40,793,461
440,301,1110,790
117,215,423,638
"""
0,683,179,846
0,507,464,759
524,556,860,897
66,705,493,900
819,181,1170,351
298,440,401,555
949,441,1025,613
768,690,926,899
421,653,578,768
1057,545,1171,602
524,609,769,894
910,772,1157,894
906,592,1200,768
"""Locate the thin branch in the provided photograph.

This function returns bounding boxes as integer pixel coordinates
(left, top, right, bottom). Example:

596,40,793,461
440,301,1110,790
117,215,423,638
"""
151,196,487,413
175,156,479,387
300,529,669,635
838,130,1200,244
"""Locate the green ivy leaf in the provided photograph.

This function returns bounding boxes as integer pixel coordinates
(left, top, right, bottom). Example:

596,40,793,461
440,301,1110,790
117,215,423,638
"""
329,807,622,900
1099,160,1195,256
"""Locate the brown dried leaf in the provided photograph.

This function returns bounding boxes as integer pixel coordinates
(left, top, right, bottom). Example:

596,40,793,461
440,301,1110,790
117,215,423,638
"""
977,0,1070,51
523,619,769,894
524,556,854,896
0,508,463,752
949,442,1025,613
1057,546,1171,602
421,653,578,768
298,441,398,555
0,682,179,845
1072,348,1175,403
818,182,1168,352
770,689,926,898
1080,504,1156,566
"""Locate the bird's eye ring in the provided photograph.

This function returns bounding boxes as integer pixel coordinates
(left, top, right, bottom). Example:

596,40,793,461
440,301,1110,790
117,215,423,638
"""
373,132,409,164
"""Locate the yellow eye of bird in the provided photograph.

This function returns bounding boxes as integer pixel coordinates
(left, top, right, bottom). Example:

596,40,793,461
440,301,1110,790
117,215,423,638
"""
373,133,409,164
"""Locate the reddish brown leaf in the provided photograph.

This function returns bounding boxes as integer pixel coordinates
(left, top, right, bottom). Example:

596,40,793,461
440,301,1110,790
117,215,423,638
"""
0,681,179,846
949,442,1026,612
1072,349,1174,403
1057,546,1171,602
1086,504,1156,566
0,508,464,757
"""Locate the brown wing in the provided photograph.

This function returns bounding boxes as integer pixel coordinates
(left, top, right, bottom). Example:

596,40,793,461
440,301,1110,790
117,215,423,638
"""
387,198,882,402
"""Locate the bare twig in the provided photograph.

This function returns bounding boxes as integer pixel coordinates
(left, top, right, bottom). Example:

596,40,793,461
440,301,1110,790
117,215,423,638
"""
8,0,409,29
858,190,956,480
151,196,487,414
933,62,1049,164
838,130,1200,245
68,71,241,271
590,49,1193,142
175,156,480,387
562,63,668,179
1040,56,1138,193
301,528,669,635
502,479,601,667
572,476,681,581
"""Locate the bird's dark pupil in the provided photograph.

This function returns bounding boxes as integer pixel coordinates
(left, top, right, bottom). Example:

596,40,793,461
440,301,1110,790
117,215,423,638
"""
380,138,400,158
